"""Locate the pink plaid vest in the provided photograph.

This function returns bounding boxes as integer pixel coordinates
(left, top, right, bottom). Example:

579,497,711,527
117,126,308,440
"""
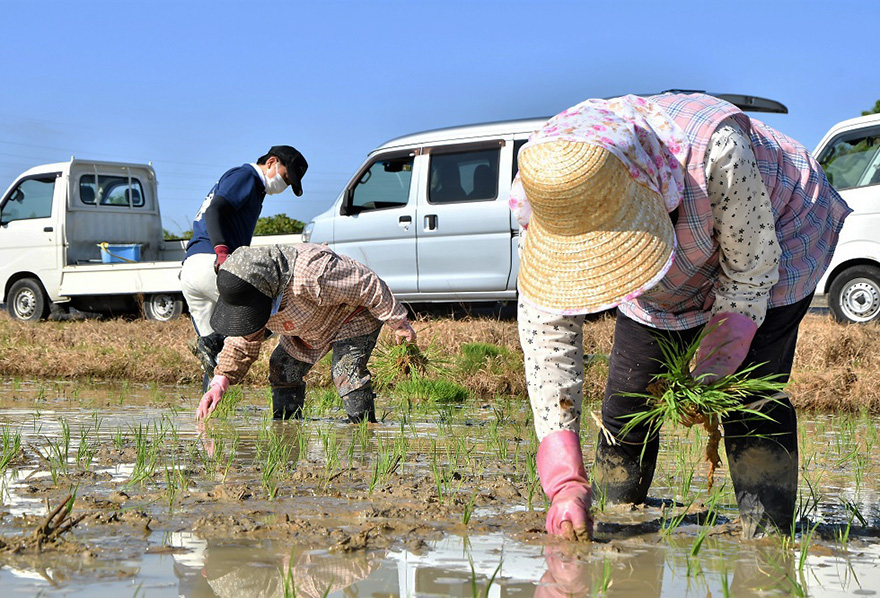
618,93,851,330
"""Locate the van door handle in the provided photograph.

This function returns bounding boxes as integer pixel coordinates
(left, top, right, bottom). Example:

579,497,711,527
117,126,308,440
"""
398,216,412,230
44,227,54,232
424,215,437,231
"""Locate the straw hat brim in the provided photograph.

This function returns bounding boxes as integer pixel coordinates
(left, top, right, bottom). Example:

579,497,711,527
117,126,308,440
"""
518,168,675,314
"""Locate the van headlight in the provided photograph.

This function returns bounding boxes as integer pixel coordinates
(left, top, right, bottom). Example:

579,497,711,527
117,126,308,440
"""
302,221,314,243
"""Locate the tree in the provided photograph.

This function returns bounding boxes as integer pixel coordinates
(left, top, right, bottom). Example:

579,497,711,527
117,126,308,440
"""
164,228,192,240
862,100,880,116
253,213,305,236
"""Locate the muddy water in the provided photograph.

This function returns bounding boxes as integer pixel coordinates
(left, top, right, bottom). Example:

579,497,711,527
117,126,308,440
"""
0,380,878,597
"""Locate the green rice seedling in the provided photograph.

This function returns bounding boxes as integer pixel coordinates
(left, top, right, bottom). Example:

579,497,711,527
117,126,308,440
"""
208,385,243,421
164,453,189,509
720,566,731,598
469,559,502,598
127,424,160,486
797,520,819,572
395,377,471,404
0,426,22,474
593,558,613,594
76,427,98,470
368,435,402,494
457,342,513,376
113,426,125,450
371,339,450,388
308,387,341,417
618,329,787,491
461,490,480,525
691,494,721,556
837,499,867,544
259,427,297,500
659,497,696,537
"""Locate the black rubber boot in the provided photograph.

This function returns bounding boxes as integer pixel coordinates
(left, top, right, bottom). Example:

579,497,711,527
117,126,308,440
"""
193,333,225,393
342,387,376,423
272,384,305,420
724,400,799,538
191,333,224,374
591,433,657,505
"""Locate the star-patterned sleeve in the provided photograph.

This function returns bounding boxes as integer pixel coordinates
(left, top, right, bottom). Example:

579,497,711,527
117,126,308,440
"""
705,122,780,326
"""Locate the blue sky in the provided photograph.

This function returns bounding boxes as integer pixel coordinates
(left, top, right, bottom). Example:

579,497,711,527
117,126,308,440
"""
1,0,877,235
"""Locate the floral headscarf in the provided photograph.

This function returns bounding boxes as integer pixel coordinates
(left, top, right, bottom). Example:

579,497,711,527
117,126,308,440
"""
510,94,689,229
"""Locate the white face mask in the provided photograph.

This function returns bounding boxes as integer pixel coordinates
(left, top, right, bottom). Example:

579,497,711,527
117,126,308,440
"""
264,163,289,195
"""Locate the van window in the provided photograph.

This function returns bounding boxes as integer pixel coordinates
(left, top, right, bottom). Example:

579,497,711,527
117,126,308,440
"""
818,128,880,190
0,176,55,223
347,155,414,214
79,175,146,207
428,148,499,204
512,139,527,181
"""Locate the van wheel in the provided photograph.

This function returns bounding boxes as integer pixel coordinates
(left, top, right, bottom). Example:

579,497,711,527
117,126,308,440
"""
8,278,50,322
144,293,184,322
829,265,880,324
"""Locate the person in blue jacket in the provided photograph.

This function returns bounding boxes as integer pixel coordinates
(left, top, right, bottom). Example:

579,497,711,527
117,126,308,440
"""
180,145,307,390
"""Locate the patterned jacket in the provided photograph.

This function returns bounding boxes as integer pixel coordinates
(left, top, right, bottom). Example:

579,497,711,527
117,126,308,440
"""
618,93,852,330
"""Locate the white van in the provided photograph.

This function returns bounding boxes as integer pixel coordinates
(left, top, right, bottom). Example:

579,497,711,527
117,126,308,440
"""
813,112,880,323
304,118,545,303
304,93,789,305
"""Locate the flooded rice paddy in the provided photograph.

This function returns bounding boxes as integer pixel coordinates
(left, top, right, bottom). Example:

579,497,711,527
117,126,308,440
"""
0,379,878,597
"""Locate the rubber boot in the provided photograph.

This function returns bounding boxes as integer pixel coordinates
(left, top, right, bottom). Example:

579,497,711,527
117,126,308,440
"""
725,433,798,538
272,384,305,420
342,387,376,423
591,433,657,505
537,430,592,539
193,333,225,393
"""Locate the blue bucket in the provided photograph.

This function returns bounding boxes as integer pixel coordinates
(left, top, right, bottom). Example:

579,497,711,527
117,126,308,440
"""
99,243,141,263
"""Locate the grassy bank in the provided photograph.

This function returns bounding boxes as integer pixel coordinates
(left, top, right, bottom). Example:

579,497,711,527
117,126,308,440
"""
0,311,877,412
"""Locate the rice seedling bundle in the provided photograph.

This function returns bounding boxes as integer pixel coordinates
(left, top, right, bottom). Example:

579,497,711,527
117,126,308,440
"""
617,331,787,490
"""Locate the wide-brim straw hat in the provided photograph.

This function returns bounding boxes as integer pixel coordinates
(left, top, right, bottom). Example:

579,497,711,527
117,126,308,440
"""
518,140,675,313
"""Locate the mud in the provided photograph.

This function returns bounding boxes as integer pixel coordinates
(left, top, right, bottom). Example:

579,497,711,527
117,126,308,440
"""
1,381,879,596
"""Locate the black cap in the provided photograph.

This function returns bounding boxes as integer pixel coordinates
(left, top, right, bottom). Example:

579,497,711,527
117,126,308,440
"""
268,145,308,196
210,270,273,336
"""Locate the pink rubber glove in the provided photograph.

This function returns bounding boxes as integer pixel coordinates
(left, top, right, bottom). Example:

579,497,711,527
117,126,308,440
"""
537,430,593,541
394,320,417,345
197,375,229,419
213,244,230,274
692,312,758,383
534,546,591,598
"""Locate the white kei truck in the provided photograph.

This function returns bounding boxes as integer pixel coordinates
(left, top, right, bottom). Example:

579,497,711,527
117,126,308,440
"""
0,158,299,322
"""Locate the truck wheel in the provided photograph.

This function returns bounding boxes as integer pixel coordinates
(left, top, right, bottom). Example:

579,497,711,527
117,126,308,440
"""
828,265,880,324
144,293,184,322
8,278,50,322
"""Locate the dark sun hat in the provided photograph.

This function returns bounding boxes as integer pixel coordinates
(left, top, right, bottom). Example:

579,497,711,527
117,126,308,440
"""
210,270,273,337
210,245,299,337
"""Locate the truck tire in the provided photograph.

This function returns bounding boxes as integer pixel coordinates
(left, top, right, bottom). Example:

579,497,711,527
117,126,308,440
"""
144,293,184,322
828,265,880,324
8,278,50,322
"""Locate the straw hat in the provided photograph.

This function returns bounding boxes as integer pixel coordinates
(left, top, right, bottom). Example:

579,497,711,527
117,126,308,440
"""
518,139,675,313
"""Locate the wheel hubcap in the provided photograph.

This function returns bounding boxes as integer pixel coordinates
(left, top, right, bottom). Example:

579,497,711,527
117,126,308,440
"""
14,290,36,319
842,279,880,322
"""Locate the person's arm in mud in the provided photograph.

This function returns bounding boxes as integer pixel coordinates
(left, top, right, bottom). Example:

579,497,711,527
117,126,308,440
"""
310,253,416,343
693,123,780,381
196,329,266,419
